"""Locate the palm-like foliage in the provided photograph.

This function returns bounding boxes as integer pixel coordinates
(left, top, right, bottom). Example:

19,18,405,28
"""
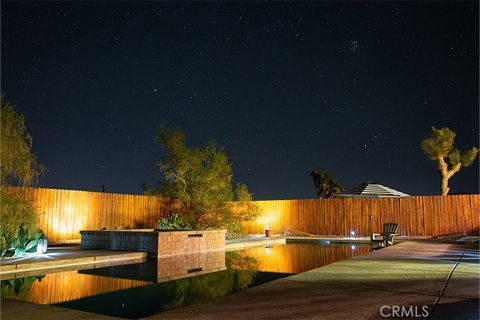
310,170,342,199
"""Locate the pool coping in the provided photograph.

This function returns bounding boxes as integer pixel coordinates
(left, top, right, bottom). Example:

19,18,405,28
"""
0,248,147,279
0,236,377,278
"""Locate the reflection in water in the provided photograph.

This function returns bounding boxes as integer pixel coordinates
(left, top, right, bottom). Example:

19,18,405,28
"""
80,250,227,283
1,270,149,304
56,251,261,318
249,243,370,274
1,276,37,301
1,243,370,318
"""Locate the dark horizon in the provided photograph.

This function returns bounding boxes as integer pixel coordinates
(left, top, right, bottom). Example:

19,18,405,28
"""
2,1,478,199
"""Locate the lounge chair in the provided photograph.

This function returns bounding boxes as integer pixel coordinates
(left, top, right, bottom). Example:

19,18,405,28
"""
371,222,398,249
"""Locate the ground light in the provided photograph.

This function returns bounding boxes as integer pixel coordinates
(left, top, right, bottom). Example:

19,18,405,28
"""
265,225,272,237
37,233,48,253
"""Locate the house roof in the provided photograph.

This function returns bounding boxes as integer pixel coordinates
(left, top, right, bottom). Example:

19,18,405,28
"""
335,181,410,198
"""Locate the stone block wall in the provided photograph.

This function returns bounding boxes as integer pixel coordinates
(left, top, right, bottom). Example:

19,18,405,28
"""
156,230,226,258
80,229,226,260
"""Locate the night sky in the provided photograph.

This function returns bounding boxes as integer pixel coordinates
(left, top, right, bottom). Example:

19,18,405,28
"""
1,2,478,199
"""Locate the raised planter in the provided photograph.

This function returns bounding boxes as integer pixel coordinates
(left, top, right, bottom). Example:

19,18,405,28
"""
80,229,226,260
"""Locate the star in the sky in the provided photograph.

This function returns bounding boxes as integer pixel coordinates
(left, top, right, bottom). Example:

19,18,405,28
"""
350,40,360,52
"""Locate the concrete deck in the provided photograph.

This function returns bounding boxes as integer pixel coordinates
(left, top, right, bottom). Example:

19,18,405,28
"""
0,299,116,319
147,240,479,319
226,237,287,250
0,246,146,279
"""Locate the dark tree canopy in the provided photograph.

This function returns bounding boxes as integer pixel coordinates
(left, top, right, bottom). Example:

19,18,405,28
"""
310,170,342,199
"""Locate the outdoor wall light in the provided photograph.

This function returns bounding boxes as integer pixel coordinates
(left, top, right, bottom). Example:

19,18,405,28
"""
351,245,356,250
350,230,355,238
265,246,272,254
37,234,48,254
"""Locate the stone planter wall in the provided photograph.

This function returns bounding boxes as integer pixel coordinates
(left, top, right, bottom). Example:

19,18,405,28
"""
80,229,226,259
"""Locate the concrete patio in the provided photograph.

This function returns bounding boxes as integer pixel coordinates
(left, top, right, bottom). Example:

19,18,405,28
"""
148,240,479,320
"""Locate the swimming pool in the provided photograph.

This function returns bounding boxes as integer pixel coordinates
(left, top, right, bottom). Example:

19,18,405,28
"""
1,243,370,319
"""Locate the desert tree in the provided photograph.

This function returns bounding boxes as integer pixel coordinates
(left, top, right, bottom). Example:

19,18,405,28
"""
0,95,45,256
146,124,260,234
1,95,45,186
421,127,478,195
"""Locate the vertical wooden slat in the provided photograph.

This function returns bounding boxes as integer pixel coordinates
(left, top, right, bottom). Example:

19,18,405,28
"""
5,187,479,242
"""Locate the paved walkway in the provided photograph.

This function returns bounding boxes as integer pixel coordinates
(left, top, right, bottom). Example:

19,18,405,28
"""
148,240,479,320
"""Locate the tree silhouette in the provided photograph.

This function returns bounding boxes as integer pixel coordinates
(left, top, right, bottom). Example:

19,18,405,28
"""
310,170,342,199
421,127,478,195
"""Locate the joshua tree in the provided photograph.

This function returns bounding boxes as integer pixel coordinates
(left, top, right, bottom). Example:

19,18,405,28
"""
310,170,342,199
421,127,478,195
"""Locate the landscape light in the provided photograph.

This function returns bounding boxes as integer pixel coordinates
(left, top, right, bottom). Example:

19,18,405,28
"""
265,225,272,237
37,234,48,254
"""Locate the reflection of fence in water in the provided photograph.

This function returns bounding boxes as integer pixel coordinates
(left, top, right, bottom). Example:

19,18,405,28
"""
80,251,227,283
4,245,368,305
241,244,371,274
4,271,148,305
4,251,227,305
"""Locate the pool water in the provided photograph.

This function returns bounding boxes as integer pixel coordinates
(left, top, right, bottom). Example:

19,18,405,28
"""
1,243,370,319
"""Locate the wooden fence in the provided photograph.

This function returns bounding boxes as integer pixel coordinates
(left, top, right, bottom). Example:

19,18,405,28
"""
244,195,480,237
6,187,479,242
9,187,174,242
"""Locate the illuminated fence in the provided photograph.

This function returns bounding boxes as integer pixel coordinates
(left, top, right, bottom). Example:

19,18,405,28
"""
9,187,174,242
243,195,480,237
7,187,479,242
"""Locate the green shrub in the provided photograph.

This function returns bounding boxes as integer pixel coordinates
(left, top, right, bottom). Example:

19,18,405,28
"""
157,213,195,230
0,188,40,257
1,276,37,300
